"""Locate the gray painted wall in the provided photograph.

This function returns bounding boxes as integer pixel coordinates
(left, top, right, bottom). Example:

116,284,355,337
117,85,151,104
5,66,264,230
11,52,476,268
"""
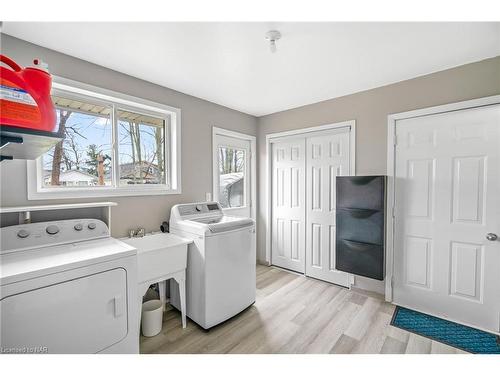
257,56,500,292
2,34,499,294
0,35,258,237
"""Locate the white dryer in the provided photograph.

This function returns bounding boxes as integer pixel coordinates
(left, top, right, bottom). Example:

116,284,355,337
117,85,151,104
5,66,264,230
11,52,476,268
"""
169,202,256,329
0,219,138,354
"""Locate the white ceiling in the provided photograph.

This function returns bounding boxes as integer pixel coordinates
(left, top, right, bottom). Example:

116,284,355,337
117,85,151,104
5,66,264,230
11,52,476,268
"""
3,22,500,116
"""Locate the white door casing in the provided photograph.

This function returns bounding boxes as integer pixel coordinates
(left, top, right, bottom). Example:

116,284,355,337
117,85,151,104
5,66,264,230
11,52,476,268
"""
271,138,306,273
392,105,500,333
305,129,351,286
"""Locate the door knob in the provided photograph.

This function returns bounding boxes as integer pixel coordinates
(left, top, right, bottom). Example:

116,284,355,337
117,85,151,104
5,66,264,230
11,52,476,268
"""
486,233,498,241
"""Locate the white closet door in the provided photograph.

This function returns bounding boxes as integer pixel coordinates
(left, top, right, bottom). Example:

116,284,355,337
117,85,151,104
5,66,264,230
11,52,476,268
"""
305,130,351,287
393,105,500,333
271,138,306,273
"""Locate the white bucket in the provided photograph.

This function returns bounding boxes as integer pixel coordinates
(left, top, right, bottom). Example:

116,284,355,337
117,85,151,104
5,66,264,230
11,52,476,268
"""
141,300,163,337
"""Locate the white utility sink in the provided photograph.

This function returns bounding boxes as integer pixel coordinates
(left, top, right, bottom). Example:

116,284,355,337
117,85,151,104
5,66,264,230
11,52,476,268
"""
122,233,191,284
121,233,192,330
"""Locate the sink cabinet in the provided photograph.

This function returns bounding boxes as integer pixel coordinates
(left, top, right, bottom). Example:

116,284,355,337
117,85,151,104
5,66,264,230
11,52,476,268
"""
121,233,192,330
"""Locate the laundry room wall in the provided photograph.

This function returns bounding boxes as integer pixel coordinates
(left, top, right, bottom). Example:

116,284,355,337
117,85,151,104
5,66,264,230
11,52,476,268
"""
0,34,258,237
257,56,500,293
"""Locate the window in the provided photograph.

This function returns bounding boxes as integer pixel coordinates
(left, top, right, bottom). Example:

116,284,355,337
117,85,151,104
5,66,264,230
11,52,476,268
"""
42,96,114,188
28,78,181,199
218,146,245,208
117,110,166,186
212,127,256,219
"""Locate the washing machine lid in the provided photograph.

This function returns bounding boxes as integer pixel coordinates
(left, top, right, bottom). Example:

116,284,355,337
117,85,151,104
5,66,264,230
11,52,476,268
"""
171,215,254,236
189,215,254,234
0,237,136,286
169,202,254,236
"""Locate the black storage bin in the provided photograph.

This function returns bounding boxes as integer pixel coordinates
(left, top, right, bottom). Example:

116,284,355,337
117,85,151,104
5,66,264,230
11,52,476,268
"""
336,208,384,245
336,176,385,210
335,176,386,280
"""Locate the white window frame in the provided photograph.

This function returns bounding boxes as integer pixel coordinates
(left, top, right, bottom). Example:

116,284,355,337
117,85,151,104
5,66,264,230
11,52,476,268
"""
27,76,182,200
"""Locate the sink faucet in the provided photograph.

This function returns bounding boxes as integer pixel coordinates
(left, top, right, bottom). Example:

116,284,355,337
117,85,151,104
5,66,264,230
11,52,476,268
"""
129,228,146,238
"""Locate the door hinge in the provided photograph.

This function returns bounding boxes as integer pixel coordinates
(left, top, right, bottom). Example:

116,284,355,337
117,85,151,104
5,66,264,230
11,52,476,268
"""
394,135,398,146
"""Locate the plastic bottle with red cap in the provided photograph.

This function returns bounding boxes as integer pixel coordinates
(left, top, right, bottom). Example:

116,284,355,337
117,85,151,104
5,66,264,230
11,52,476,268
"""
0,54,56,132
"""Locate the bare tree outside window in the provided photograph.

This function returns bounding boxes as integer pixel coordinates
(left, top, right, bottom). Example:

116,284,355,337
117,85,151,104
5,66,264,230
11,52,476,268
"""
218,147,245,208
117,109,166,186
41,95,169,191
43,97,113,188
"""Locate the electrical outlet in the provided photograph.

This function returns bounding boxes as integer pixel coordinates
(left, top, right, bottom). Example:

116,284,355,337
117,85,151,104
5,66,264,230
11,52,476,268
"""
205,192,212,202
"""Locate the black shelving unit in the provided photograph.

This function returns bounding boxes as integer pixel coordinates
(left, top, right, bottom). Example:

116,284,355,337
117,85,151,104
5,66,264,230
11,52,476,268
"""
0,125,62,162
335,176,386,280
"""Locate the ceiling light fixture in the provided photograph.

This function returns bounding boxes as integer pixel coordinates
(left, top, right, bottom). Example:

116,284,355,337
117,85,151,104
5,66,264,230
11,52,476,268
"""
265,30,282,53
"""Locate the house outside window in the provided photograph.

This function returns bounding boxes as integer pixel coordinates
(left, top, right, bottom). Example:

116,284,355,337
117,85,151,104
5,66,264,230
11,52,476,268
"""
27,77,181,199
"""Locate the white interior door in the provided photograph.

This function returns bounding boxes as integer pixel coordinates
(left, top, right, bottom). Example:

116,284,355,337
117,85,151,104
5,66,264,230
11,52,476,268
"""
393,105,500,333
214,133,252,218
271,138,306,273
305,130,351,287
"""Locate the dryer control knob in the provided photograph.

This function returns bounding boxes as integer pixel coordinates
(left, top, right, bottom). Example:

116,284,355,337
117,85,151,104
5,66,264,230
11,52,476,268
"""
88,222,97,230
74,223,83,231
196,204,203,212
46,225,60,235
17,229,30,238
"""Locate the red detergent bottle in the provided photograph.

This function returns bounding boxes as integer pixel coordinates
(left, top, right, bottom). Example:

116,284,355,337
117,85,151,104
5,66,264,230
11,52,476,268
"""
0,54,56,132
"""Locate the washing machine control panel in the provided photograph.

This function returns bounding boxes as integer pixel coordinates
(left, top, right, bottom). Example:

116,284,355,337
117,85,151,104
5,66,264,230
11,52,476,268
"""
177,202,222,217
1,219,110,254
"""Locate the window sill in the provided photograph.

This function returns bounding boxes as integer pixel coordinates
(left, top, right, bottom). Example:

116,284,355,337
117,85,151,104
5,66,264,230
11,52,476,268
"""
221,206,248,212
27,185,181,200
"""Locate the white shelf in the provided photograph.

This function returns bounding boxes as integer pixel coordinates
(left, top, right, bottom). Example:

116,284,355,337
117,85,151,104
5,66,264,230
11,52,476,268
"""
0,202,118,214
1,125,63,161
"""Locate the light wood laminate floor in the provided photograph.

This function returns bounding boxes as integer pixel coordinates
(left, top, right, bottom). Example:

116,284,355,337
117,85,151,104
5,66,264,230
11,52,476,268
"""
141,265,467,354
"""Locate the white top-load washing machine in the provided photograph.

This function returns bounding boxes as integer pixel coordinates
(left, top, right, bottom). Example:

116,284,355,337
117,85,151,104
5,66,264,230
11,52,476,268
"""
0,219,138,354
169,202,256,329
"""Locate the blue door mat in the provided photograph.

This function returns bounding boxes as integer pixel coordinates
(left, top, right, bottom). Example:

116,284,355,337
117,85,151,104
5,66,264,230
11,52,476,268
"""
391,306,500,354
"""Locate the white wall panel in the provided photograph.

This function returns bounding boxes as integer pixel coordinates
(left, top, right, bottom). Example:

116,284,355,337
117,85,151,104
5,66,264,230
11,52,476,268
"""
312,167,322,210
329,140,341,157
312,223,322,267
276,169,285,207
453,123,487,142
329,225,336,271
276,219,285,257
291,167,300,208
405,236,432,289
407,129,436,148
312,143,321,159
450,241,483,302
452,157,485,224
291,220,300,260
407,159,434,219
329,165,341,212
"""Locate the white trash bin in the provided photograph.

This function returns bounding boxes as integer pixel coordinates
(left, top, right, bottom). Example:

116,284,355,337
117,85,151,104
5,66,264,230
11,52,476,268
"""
141,300,163,337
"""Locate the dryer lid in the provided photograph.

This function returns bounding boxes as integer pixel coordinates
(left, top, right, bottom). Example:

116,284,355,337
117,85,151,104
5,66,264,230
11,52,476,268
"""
0,237,136,286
